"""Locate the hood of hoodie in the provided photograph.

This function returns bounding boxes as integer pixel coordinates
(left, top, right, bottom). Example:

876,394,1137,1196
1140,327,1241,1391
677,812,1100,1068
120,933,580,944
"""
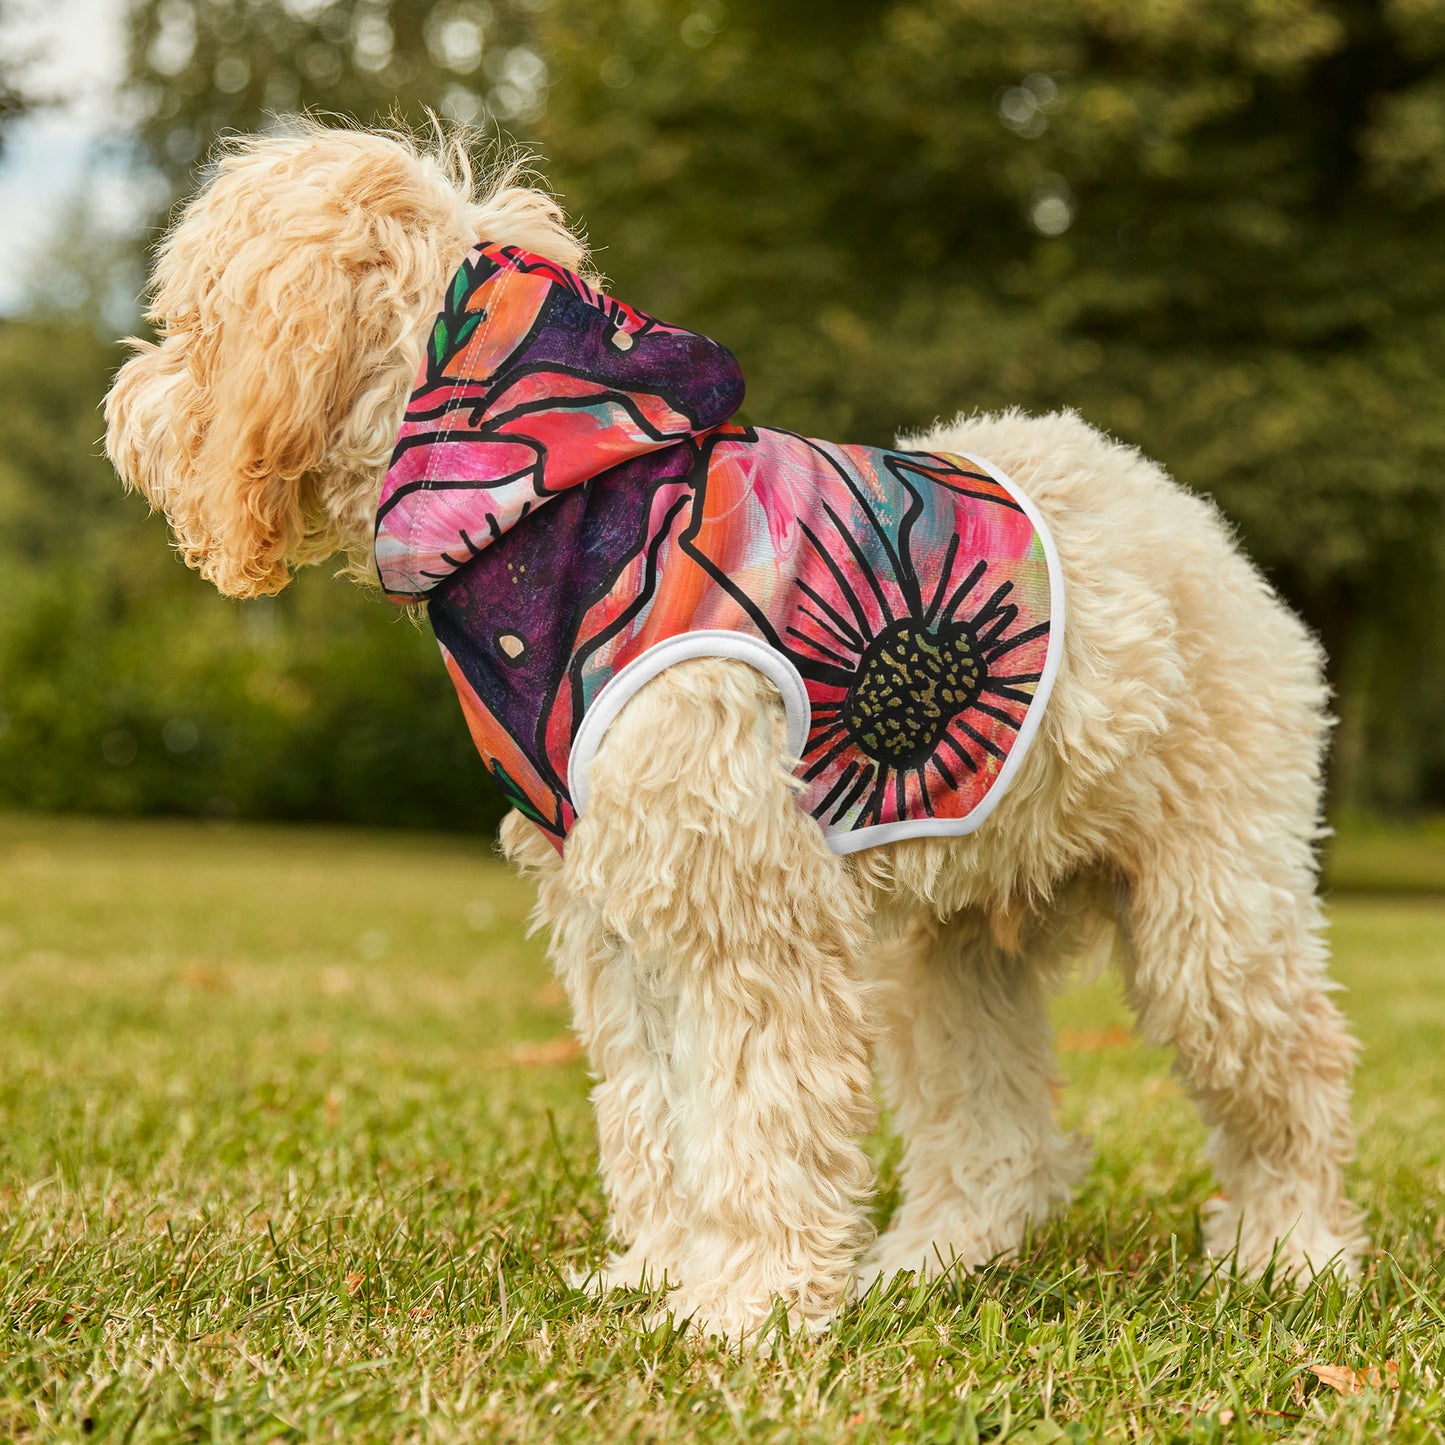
374,244,746,603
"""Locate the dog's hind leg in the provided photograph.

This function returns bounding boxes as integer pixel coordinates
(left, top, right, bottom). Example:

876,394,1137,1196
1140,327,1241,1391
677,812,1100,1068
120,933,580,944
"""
564,658,878,1343
1121,834,1364,1279
1102,569,1362,1277
858,909,1089,1290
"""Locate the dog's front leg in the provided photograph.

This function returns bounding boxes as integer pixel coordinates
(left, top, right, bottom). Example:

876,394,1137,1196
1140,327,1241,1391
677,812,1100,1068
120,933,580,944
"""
502,809,688,1290
565,658,878,1344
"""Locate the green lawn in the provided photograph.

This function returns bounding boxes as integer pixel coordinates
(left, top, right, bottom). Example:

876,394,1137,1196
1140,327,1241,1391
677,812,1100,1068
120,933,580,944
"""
1325,813,1445,897
1,813,1442,1443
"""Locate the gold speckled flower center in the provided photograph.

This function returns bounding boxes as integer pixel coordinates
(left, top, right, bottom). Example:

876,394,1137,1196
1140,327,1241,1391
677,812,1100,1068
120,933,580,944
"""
844,620,985,767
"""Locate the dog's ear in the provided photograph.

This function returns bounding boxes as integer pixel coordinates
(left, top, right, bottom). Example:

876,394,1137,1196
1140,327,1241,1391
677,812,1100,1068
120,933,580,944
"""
105,332,201,550
105,126,590,598
186,241,354,598
107,238,361,599
105,130,469,599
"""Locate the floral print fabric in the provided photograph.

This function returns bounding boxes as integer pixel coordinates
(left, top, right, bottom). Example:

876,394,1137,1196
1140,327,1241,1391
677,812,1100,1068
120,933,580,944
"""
376,244,1062,854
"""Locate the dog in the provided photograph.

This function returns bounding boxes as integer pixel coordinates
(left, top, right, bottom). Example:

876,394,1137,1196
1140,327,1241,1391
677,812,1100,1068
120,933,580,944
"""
105,122,1365,1342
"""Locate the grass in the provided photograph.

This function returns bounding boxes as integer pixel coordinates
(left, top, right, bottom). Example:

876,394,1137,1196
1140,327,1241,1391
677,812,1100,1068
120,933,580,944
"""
1,812,1442,1443
1324,813,1445,897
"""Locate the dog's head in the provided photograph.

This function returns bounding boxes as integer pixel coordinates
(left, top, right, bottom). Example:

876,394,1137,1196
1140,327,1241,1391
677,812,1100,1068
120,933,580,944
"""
105,122,587,598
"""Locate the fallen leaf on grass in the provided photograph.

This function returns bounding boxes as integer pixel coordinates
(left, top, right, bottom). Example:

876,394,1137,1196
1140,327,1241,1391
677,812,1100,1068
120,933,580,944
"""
179,962,230,992
1056,1027,1134,1052
345,1273,365,1296
1310,1362,1399,1395
500,1037,583,1067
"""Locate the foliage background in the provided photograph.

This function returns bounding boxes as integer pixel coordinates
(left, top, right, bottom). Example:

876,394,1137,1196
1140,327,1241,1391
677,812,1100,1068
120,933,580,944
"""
3,0,1445,832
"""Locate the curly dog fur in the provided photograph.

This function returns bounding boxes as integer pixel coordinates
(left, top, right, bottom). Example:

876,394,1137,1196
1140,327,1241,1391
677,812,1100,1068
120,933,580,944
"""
105,121,1365,1343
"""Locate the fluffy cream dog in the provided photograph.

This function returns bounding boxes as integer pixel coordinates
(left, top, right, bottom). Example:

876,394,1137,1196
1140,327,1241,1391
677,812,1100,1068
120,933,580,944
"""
105,122,1364,1342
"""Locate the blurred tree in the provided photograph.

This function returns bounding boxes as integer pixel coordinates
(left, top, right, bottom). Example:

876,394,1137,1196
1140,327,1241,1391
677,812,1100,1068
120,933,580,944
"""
0,319,498,831
0,0,559,834
0,0,36,154
532,0,1445,807
124,0,546,188
5,0,1439,827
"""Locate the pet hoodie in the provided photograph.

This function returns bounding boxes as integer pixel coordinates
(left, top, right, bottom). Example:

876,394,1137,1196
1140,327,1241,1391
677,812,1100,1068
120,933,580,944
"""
375,243,1063,855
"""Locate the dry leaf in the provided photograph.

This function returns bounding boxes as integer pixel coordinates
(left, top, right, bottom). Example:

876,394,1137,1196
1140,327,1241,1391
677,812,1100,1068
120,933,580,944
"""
180,961,229,992
1310,1362,1399,1395
345,1273,365,1296
1056,1027,1133,1052
503,1037,584,1067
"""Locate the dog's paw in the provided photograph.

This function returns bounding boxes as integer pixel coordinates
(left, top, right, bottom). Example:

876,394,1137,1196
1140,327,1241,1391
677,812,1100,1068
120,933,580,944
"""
1201,1196,1366,1282
858,1216,1023,1294
860,1136,1091,1295
570,1245,675,1296
645,1289,836,1351
855,1242,988,1296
